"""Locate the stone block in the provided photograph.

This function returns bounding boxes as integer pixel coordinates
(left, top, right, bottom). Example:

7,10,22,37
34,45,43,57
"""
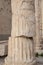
11,0,35,37
8,37,34,62
11,19,35,37
0,40,8,56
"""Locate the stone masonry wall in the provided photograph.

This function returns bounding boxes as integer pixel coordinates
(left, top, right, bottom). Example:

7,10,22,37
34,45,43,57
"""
0,0,11,35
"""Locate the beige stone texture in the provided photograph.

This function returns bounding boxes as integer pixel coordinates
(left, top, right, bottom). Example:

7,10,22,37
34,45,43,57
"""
5,57,36,65
33,0,43,53
0,40,8,56
0,0,11,56
4,0,36,65
8,37,34,61
11,0,35,37
5,37,36,65
0,0,11,34
35,0,42,52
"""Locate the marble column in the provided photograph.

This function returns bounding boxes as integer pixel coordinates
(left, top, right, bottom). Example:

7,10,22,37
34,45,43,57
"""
5,0,36,65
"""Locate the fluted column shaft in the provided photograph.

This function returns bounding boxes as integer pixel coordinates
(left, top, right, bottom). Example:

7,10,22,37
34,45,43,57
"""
5,0,36,65
11,0,35,37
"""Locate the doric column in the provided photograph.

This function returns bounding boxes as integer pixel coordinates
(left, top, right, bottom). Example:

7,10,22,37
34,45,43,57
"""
5,0,36,65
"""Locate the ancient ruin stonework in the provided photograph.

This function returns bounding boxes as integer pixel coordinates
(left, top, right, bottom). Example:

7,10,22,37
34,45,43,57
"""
0,0,43,57
11,0,35,37
35,0,43,52
0,0,11,35
4,0,36,65
0,0,11,56
35,0,41,52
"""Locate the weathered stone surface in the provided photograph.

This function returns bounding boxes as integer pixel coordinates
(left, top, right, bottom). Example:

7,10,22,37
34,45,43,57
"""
8,37,34,61
35,0,42,52
4,0,36,65
11,0,35,37
0,0,11,35
0,40,8,56
5,57,36,65
0,0,11,56
5,37,36,65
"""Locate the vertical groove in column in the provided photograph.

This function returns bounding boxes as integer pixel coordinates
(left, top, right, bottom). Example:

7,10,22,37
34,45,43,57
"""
15,38,18,61
11,38,15,62
23,38,26,61
19,38,23,61
30,39,33,59
21,38,23,61
26,39,30,61
12,37,34,62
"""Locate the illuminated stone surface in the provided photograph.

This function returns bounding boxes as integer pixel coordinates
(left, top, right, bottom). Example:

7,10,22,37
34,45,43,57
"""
4,0,36,65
